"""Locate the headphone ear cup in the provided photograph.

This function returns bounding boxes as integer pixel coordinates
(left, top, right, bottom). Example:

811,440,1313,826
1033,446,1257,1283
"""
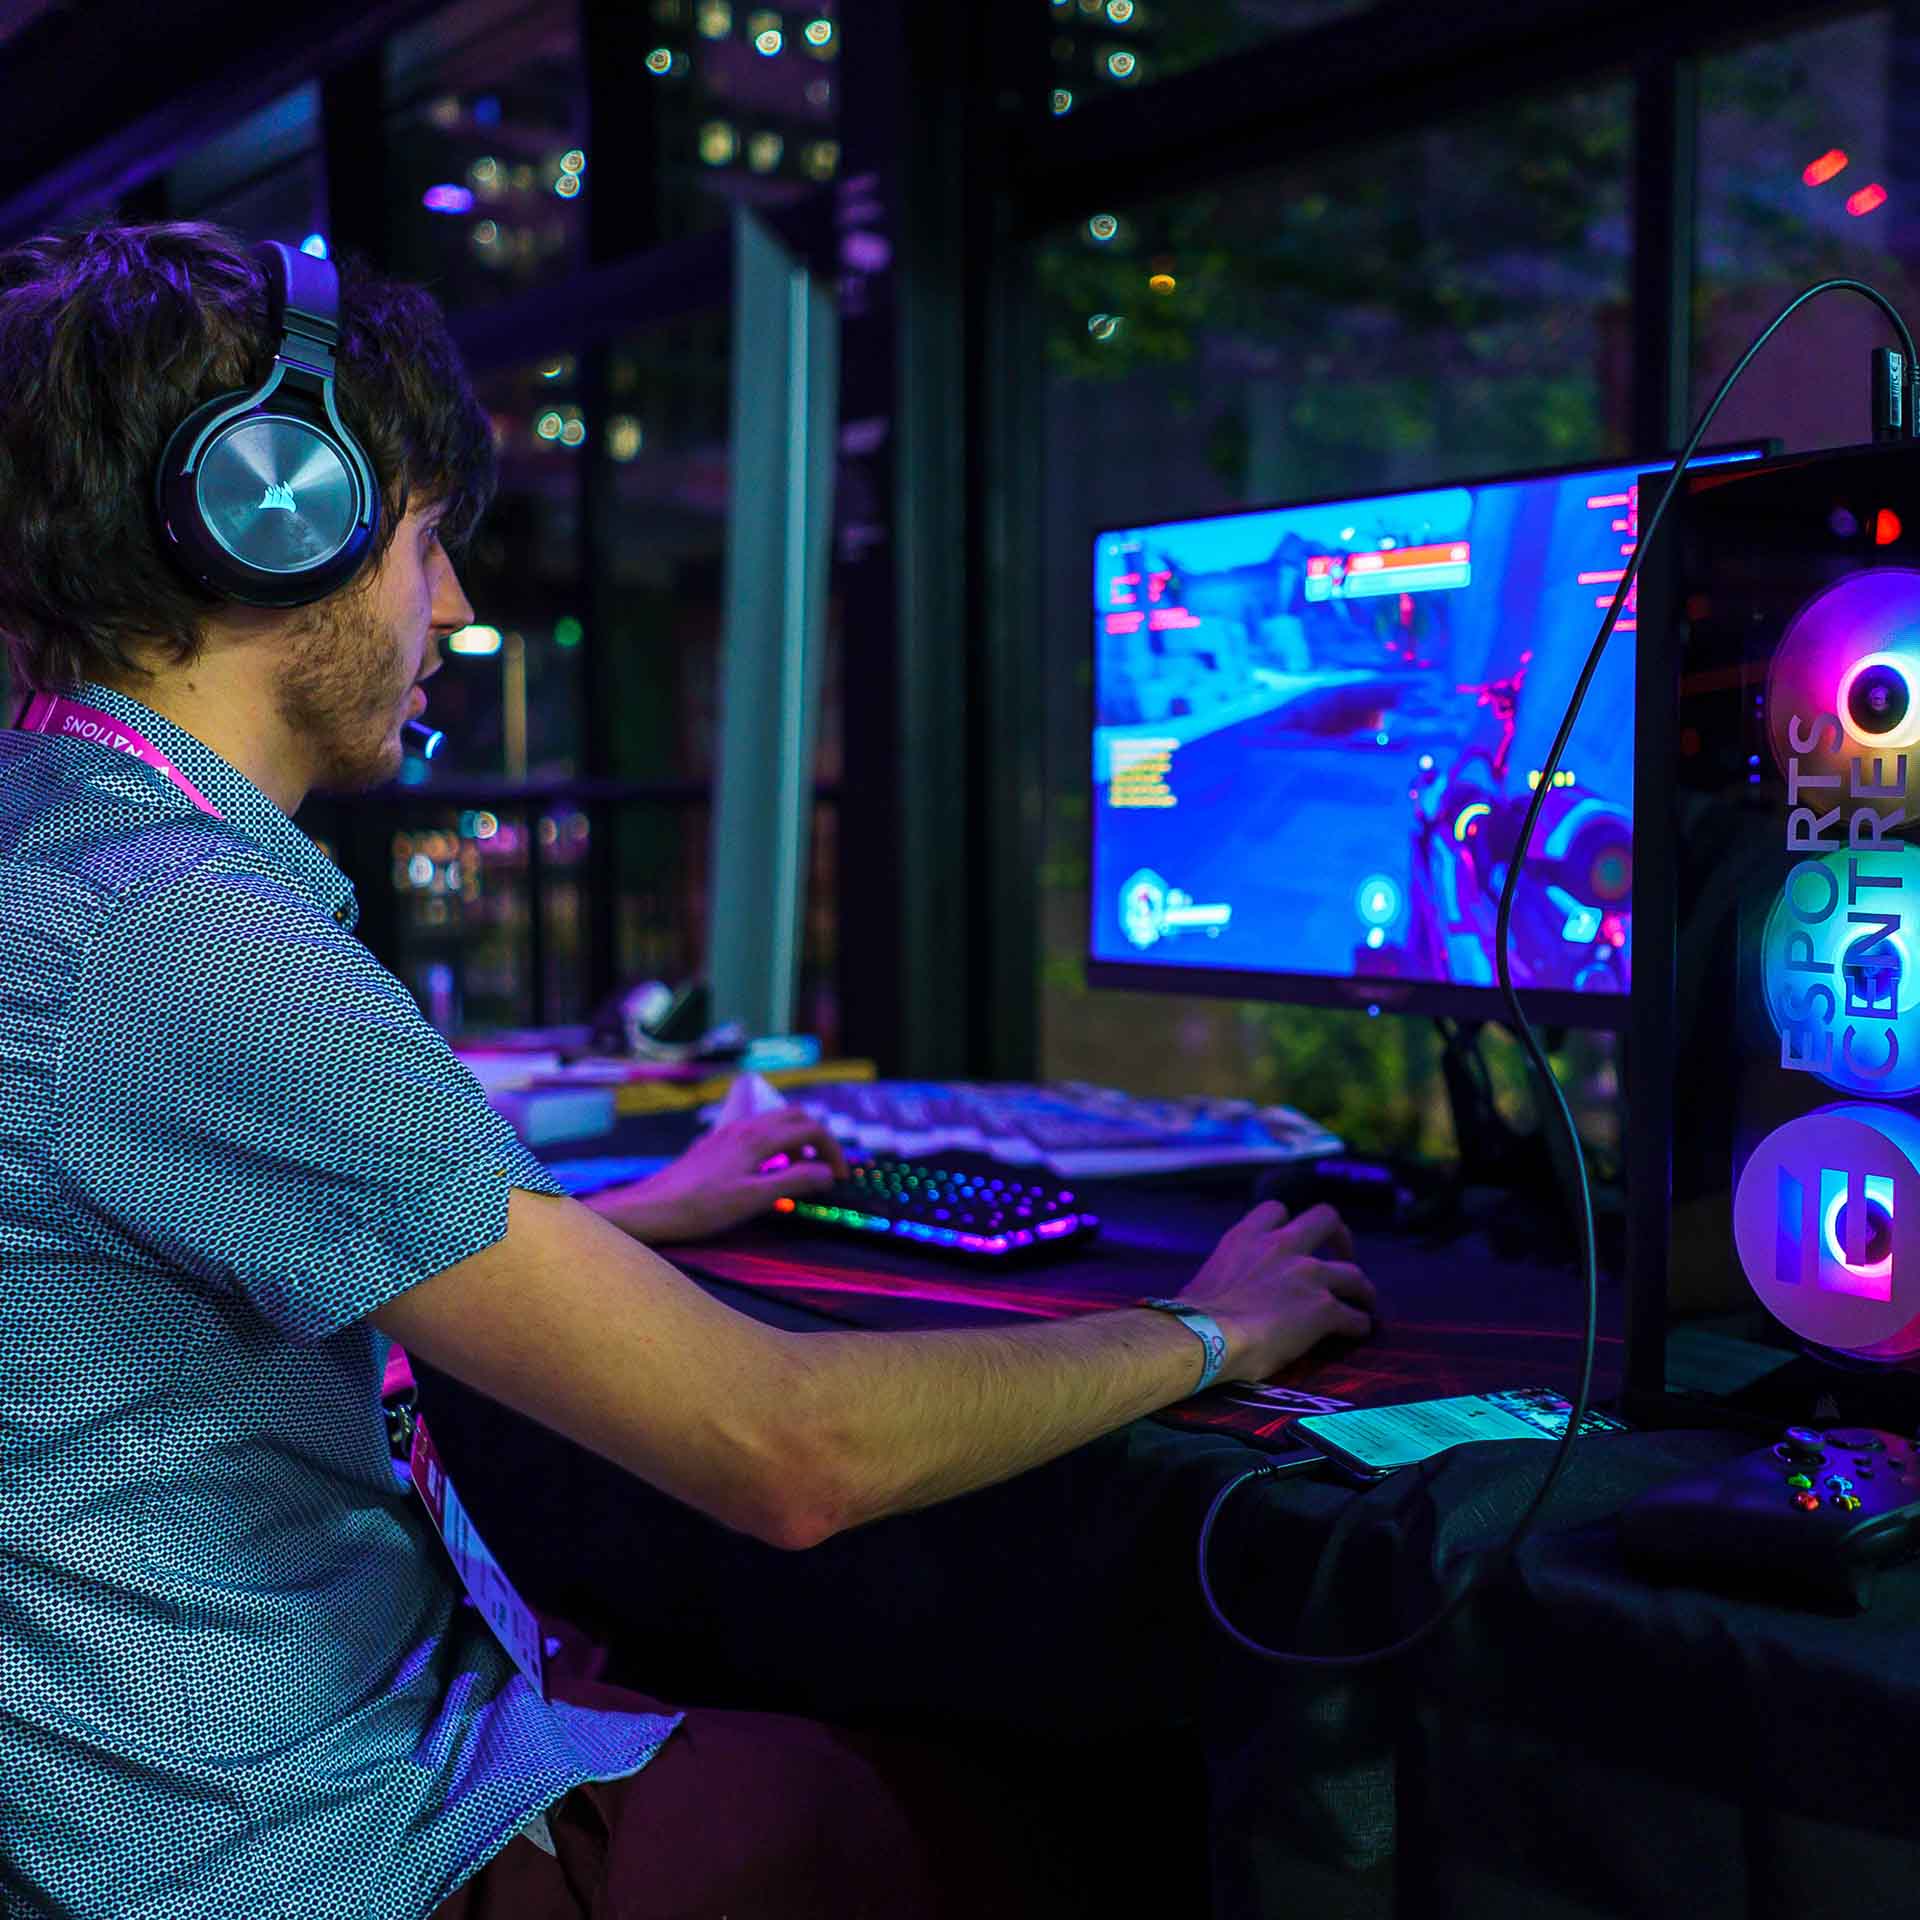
156,395,377,607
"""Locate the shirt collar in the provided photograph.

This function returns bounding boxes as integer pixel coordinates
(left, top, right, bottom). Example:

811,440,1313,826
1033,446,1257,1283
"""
66,682,360,932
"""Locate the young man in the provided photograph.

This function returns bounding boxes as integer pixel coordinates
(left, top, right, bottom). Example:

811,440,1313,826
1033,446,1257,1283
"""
0,222,1373,1919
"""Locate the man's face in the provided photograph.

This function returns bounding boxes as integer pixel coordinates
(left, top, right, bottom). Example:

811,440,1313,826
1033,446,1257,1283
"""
275,497,473,795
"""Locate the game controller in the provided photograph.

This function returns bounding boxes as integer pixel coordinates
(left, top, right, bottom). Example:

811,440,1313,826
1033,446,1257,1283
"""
1619,1426,1920,1609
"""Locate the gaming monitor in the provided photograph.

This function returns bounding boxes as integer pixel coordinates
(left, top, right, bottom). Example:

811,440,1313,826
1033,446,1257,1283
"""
1087,447,1768,1028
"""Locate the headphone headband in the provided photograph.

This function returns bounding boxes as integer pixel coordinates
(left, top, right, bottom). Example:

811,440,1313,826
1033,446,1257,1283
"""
260,240,342,365
152,241,379,608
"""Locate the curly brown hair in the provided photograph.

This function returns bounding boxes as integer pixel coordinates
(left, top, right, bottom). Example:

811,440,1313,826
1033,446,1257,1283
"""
0,221,496,693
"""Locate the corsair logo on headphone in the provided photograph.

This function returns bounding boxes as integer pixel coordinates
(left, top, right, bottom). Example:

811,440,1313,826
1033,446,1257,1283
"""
256,482,298,514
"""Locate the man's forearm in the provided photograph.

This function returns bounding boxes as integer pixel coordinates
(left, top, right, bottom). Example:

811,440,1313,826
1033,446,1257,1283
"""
584,1181,680,1243
778,1308,1213,1541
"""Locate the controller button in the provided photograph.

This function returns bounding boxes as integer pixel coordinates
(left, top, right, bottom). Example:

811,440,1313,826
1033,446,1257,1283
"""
1783,1426,1828,1459
1858,1467,1878,1480
1775,1443,1828,1469
1785,1474,1814,1490
1793,1492,1823,1512
1825,1475,1855,1493
1826,1429,1885,1451
1832,1494,1864,1511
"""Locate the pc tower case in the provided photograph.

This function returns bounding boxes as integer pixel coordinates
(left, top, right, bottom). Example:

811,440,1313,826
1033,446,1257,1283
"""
1630,441,1920,1431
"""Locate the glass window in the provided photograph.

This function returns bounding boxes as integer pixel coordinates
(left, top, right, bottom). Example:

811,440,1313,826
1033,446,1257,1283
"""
612,799,710,1001
597,310,843,1041
1694,10,1912,451
1045,0,1379,112
1033,81,1633,1149
387,808,535,1032
598,315,733,783
537,804,593,1020
384,0,588,309
330,803,602,1032
367,306,841,1041
635,0,842,238
604,799,841,1054
410,356,587,783
164,85,327,249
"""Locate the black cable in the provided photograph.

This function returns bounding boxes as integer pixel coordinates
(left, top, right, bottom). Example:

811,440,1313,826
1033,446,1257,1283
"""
1199,277,1919,1669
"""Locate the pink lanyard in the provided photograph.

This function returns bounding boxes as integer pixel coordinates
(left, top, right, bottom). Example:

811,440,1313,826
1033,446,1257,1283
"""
17,692,224,819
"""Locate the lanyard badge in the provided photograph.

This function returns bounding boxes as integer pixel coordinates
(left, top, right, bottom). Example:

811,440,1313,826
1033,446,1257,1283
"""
387,1384,550,1699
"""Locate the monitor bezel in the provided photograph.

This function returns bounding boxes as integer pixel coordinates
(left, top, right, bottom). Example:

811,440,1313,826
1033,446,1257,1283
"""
1082,441,1773,1032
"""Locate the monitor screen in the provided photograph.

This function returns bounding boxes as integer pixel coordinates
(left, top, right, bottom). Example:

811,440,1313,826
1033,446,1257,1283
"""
1087,448,1767,1025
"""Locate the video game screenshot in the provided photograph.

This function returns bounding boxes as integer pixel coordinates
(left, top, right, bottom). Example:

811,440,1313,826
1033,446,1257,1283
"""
1089,451,1761,1001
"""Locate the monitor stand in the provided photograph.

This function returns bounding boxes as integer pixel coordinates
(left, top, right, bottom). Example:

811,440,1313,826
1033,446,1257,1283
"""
1433,1018,1620,1268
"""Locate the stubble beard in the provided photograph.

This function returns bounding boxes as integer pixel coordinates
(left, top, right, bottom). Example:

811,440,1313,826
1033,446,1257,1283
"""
275,587,412,796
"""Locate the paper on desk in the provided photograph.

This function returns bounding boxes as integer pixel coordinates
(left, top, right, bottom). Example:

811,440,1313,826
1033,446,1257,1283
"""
715,1071,787,1127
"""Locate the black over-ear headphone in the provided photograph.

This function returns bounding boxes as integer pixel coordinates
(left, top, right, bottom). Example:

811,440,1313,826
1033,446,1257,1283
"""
154,240,380,607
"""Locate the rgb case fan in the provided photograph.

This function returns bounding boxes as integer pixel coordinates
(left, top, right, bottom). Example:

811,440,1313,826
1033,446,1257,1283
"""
1631,443,1920,1427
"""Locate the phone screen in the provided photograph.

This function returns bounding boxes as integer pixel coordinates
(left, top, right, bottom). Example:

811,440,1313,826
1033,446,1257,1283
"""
1296,1388,1628,1475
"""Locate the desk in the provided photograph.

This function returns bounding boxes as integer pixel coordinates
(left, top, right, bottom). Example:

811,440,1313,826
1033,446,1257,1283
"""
610,1113,1625,1406
411,1124,1918,1919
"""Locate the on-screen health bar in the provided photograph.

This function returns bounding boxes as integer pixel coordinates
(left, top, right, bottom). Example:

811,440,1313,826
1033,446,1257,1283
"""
1304,541,1471,602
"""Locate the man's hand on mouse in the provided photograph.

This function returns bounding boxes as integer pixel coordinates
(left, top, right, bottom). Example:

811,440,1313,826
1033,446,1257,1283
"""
1177,1199,1375,1381
587,1108,849,1244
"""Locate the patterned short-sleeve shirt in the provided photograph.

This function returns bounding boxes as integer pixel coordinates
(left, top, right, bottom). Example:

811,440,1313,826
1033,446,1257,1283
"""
0,684,677,1920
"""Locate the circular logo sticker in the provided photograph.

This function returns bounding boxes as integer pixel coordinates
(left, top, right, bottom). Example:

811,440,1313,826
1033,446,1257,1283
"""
1761,843,1920,1097
1732,1103,1920,1361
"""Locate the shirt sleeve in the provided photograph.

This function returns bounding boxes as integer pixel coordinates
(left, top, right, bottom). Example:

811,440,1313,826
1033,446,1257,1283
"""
51,853,564,1343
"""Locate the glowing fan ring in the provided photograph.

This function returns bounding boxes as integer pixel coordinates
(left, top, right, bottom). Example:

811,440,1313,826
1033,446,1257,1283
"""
1835,650,1920,752
1763,568,1920,777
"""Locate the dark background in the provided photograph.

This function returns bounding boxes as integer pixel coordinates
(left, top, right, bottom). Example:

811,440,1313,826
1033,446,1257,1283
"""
2,0,1917,1149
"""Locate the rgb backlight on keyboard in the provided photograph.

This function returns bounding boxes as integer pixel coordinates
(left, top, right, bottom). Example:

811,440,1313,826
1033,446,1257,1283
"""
772,1156,1100,1258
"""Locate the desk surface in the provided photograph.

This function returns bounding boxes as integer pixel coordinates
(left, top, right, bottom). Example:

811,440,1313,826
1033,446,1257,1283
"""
599,1115,1625,1414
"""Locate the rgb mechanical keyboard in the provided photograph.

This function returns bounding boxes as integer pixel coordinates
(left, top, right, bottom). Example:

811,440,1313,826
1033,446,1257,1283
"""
772,1154,1100,1259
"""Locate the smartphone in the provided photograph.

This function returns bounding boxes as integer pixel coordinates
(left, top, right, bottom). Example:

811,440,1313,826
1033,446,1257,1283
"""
1154,1380,1354,1465
1295,1386,1630,1483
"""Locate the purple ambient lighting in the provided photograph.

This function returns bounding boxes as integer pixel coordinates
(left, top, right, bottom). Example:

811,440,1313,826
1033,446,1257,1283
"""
422,184,475,214
1764,567,1920,778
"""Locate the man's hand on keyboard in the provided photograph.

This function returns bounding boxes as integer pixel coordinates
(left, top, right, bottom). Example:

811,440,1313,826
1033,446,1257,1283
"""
585,1109,850,1244
1180,1200,1376,1381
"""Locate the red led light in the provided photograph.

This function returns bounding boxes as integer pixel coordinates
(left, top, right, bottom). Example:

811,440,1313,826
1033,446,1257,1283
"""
1847,182,1888,217
1803,148,1850,187
773,1196,796,1213
1876,508,1903,546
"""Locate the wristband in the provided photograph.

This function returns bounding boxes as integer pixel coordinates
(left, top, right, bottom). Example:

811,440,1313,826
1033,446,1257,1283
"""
1136,1296,1229,1393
